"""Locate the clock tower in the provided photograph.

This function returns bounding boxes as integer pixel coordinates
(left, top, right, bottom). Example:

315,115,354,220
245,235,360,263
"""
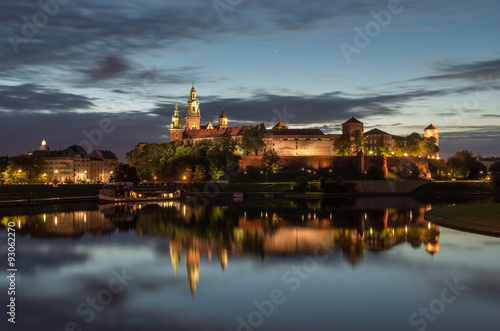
186,82,201,130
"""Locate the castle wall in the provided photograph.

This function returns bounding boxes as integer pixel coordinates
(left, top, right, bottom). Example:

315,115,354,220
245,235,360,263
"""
264,137,337,157
240,155,363,171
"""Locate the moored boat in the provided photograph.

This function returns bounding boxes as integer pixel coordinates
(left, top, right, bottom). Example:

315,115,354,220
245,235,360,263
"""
98,182,183,203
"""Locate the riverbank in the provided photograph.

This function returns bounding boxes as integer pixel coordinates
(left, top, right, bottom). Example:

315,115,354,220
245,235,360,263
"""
425,203,500,238
192,180,499,196
0,185,101,208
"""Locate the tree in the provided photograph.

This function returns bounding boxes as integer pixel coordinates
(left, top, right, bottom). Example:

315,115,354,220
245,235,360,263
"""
450,150,486,180
110,164,140,184
421,137,439,157
407,132,423,156
295,176,308,193
445,156,470,179
488,162,500,186
2,155,46,183
351,130,365,154
207,136,238,180
193,165,206,182
334,133,351,156
261,150,282,173
241,128,265,156
405,133,439,157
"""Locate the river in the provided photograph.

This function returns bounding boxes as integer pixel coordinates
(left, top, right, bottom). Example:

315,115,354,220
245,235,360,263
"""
0,196,499,331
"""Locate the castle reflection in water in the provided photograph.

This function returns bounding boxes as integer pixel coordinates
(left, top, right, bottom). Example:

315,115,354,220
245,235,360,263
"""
2,197,439,295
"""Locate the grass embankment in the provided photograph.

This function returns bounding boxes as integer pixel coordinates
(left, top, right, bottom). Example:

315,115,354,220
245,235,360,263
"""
0,184,101,200
437,204,500,227
425,203,500,237
411,181,498,195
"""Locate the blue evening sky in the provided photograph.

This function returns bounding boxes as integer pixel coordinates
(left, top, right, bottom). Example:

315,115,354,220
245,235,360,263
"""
0,0,499,160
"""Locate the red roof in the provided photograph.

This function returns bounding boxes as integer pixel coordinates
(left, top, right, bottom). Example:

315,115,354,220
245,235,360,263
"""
272,121,289,130
425,124,438,130
184,123,265,139
343,117,362,124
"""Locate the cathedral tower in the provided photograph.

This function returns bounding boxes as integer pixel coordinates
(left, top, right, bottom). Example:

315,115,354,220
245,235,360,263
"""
186,82,201,130
218,109,228,129
170,103,183,142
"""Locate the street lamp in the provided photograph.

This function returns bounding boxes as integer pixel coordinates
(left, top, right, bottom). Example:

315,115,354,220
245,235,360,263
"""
364,171,367,181
54,170,58,183
17,169,22,184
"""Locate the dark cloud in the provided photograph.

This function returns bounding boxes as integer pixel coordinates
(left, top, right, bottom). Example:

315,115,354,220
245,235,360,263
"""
415,58,500,82
81,56,130,81
0,84,94,113
149,86,479,127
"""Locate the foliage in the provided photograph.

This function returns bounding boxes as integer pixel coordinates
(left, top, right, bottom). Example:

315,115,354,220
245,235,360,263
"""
126,138,238,182
334,133,351,156
2,155,46,183
449,150,487,180
207,137,238,180
193,165,206,182
319,176,356,193
351,130,365,155
406,133,439,157
489,162,500,186
294,176,308,193
261,150,282,173
445,156,470,179
241,128,265,156
392,140,407,157
110,164,140,184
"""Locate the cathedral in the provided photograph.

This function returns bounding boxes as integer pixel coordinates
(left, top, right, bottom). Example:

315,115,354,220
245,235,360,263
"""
169,84,439,159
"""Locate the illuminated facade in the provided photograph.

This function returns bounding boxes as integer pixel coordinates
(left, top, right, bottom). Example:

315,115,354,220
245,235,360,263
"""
169,85,439,158
30,139,118,184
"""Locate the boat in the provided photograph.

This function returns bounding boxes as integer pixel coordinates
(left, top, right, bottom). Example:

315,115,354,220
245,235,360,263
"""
98,182,183,203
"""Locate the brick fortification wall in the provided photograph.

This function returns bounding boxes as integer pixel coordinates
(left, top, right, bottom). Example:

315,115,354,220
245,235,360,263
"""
264,139,336,157
240,155,364,171
240,155,439,180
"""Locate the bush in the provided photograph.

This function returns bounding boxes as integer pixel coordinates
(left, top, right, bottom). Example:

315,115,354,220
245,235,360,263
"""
295,176,308,193
319,176,356,193
490,162,500,186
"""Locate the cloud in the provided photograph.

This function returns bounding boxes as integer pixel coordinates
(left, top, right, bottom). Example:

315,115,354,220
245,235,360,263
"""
414,58,500,82
0,84,94,113
80,56,130,81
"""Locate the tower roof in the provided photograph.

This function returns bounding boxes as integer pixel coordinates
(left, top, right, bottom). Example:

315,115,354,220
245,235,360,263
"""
38,138,49,151
219,109,227,119
424,124,438,130
364,128,390,136
272,120,289,130
343,117,362,124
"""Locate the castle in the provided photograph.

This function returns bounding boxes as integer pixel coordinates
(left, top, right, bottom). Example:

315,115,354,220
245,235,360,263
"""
169,84,439,160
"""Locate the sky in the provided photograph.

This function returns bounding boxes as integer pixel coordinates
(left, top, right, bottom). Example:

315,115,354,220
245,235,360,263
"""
0,0,499,161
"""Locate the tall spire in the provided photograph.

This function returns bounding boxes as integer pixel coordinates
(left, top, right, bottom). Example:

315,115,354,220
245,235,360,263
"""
186,83,201,130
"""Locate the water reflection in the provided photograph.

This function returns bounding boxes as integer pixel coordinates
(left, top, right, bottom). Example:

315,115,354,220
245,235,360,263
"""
1,197,441,295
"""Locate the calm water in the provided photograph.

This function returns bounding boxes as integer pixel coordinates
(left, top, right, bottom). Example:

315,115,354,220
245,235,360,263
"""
1,196,499,331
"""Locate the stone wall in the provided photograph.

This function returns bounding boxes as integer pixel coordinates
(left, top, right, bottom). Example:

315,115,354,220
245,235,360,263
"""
239,155,363,171
264,138,336,156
